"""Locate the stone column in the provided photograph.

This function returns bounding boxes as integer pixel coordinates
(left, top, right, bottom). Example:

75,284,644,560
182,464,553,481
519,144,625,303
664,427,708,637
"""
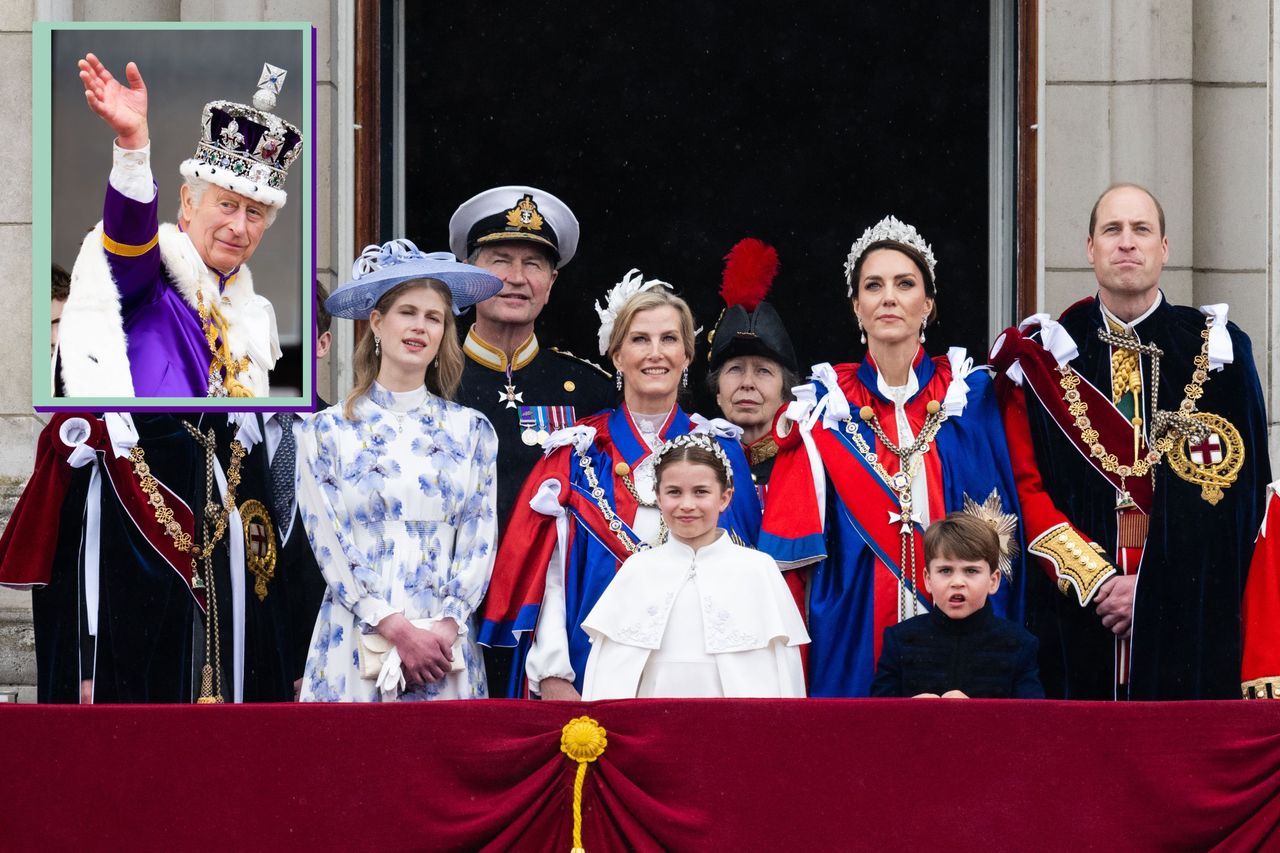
1041,0,1274,474
1042,0,1195,316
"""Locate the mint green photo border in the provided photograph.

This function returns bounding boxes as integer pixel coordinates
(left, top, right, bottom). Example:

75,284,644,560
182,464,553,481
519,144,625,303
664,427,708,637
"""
32,21,314,411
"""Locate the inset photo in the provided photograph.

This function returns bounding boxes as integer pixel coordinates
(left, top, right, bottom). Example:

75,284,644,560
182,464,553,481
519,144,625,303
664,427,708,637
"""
35,23,313,410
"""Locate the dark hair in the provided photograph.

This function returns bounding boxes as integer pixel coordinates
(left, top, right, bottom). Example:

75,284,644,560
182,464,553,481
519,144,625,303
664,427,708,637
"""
52,264,70,302
342,279,465,419
315,280,332,336
1088,183,1166,237
924,512,999,573
654,444,731,492
849,241,938,323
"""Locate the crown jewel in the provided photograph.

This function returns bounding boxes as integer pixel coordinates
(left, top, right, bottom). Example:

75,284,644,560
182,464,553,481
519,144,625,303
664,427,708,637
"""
182,62,303,206
844,215,937,298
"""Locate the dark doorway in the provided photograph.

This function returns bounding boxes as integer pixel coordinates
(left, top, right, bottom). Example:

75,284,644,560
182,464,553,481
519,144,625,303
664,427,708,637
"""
399,2,997,403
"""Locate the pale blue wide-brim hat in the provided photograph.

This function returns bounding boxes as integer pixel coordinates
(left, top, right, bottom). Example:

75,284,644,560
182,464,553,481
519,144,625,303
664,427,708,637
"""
326,239,504,319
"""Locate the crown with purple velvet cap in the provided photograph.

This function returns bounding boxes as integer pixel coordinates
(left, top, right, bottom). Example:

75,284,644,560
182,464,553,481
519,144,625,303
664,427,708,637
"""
178,63,304,209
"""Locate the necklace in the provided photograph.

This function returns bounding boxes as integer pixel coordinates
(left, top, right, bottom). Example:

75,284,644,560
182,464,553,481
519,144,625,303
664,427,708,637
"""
574,447,668,554
843,399,948,622
130,422,246,703
197,288,253,398
1058,318,1214,507
615,461,657,508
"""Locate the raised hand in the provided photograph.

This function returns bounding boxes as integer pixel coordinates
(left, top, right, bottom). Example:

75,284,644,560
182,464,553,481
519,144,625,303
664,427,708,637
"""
77,53,149,149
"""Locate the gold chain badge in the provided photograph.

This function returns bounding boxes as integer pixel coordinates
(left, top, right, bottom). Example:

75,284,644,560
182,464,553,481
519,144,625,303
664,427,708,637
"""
1164,411,1244,505
239,499,278,601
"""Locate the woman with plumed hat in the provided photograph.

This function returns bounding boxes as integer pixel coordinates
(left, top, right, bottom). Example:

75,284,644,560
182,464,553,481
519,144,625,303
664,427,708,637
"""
759,217,1027,697
297,241,502,702
705,238,801,493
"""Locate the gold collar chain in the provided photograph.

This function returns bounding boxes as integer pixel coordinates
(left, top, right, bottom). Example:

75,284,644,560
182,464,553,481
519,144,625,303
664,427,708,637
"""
574,447,665,554
127,421,246,704
1057,317,1214,495
130,424,247,567
197,288,253,398
842,399,948,622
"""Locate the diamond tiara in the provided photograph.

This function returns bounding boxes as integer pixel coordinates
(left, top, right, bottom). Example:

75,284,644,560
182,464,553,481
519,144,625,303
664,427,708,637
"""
654,432,734,485
843,215,938,298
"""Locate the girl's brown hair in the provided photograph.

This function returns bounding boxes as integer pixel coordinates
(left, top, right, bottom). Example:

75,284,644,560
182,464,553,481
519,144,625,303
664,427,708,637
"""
343,279,464,419
654,443,732,493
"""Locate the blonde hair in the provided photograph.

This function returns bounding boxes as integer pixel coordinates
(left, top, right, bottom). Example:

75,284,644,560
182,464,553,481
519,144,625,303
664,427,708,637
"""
342,279,464,419
605,289,697,364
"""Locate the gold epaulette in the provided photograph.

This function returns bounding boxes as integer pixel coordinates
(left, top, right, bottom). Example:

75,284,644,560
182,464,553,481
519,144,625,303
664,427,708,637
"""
1242,677,1280,699
1027,523,1117,606
549,347,613,380
747,434,779,467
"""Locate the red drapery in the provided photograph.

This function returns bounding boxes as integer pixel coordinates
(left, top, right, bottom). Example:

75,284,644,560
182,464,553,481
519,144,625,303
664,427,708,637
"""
3,699,1279,851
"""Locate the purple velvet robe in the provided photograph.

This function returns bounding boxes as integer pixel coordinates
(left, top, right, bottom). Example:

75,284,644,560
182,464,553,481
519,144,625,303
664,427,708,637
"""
102,182,235,397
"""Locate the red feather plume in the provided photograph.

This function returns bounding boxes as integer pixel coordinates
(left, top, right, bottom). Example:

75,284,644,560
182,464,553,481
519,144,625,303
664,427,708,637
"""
719,238,779,311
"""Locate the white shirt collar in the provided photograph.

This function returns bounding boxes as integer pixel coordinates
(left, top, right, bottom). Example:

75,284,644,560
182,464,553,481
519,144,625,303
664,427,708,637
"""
1099,290,1163,332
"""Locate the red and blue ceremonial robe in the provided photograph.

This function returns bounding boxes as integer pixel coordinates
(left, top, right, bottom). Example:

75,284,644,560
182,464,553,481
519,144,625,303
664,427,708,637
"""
478,405,762,696
760,350,1026,698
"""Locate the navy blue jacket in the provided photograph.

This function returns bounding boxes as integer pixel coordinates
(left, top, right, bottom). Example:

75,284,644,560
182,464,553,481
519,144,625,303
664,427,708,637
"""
870,602,1044,699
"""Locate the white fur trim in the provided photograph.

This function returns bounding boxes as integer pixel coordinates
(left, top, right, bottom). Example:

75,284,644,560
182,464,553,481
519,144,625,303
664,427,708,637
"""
60,224,135,397
156,223,280,395
179,159,288,208
61,221,280,398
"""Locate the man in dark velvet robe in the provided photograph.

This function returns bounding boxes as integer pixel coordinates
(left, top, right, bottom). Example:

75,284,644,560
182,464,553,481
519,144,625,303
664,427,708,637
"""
992,184,1270,700
18,414,210,702
2,413,298,703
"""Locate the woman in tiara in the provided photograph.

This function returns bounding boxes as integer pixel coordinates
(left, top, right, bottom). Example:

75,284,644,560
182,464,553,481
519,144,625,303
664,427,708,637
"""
297,241,501,702
479,270,762,700
759,216,1026,697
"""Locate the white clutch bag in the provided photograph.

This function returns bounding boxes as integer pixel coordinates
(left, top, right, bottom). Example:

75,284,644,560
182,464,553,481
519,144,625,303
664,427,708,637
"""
357,618,465,680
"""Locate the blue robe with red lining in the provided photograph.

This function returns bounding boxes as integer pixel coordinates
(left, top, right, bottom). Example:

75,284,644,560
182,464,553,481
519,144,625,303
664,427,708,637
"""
478,405,762,695
760,352,1026,697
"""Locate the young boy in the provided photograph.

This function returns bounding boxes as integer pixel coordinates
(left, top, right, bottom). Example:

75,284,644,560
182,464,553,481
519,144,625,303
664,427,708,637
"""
870,512,1043,699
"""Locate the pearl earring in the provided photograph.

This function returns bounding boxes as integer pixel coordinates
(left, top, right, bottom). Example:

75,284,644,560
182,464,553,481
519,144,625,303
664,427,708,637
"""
857,318,866,346
919,320,927,344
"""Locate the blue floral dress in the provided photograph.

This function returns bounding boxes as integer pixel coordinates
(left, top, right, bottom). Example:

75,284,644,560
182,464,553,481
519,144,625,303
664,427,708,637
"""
297,383,498,701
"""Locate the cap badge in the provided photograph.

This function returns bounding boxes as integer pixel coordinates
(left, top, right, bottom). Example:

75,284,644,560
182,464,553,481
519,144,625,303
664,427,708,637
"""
505,194,545,232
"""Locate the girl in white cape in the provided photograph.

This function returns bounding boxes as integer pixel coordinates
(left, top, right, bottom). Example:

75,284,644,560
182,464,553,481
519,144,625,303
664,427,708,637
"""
581,432,809,699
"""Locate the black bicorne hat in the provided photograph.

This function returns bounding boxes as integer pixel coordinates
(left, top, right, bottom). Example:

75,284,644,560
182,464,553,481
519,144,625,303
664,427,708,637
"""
707,238,798,376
